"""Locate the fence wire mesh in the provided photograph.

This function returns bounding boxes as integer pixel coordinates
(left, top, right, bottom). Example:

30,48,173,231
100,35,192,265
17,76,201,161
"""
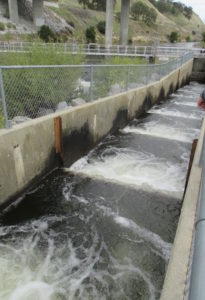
0,52,193,128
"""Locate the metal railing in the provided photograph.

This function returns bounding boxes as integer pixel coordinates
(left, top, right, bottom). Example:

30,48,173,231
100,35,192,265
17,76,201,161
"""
0,42,200,57
0,52,193,129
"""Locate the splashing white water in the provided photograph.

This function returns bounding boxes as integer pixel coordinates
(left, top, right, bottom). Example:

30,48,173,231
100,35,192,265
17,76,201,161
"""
149,107,204,120
70,150,187,198
173,101,197,107
122,122,200,142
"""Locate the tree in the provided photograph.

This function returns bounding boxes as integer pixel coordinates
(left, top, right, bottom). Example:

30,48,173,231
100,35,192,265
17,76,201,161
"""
131,1,157,25
169,31,179,43
131,2,148,20
78,0,107,11
183,6,193,20
78,0,90,9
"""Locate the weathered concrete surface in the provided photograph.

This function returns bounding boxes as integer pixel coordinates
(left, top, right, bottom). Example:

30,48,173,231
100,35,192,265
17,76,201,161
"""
0,59,193,206
191,57,205,83
33,0,44,27
105,0,114,46
160,119,205,300
8,0,19,24
120,0,130,45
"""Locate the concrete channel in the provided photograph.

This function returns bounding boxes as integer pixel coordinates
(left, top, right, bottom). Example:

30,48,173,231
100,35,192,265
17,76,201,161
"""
0,59,205,299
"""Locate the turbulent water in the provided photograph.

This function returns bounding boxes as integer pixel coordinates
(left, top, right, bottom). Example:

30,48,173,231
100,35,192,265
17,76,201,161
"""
0,82,204,300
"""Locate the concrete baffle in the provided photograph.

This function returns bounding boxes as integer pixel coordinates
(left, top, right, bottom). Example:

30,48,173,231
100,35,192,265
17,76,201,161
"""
8,0,19,24
120,0,130,45
105,0,115,46
32,0,45,27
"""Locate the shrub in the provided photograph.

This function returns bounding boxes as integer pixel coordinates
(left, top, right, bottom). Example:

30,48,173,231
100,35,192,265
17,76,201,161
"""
85,26,96,43
0,22,5,31
186,36,191,42
169,31,179,43
128,38,133,45
97,21,105,35
38,25,56,43
202,32,205,43
6,23,12,29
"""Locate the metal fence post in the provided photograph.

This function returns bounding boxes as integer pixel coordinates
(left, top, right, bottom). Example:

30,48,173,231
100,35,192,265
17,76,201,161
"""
0,68,9,128
126,65,130,91
90,65,94,102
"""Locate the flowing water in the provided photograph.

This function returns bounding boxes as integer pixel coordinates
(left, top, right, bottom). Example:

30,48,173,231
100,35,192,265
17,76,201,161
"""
0,82,204,300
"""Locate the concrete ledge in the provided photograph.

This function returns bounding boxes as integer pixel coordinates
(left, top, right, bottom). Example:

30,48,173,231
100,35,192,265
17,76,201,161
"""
0,59,193,206
160,118,205,300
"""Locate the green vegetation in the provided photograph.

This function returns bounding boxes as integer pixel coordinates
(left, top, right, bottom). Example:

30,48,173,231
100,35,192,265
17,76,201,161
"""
38,25,56,42
0,22,5,31
0,45,84,66
186,36,191,42
148,0,193,19
0,0,204,45
1,46,85,119
78,0,107,11
0,108,5,129
169,31,179,43
97,21,106,35
131,1,157,25
105,56,147,65
85,26,96,43
202,32,205,43
92,56,147,99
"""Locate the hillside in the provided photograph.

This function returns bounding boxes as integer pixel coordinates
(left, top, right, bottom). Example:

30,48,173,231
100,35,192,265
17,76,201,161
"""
50,0,205,43
0,0,205,44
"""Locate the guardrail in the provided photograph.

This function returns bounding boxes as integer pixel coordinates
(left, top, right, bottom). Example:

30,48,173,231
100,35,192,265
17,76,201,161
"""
0,52,193,129
0,42,201,57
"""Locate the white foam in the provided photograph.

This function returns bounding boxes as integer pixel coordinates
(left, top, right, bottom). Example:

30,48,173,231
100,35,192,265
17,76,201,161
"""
122,123,200,143
9,281,54,300
114,215,172,261
149,107,203,120
174,101,197,107
70,151,187,198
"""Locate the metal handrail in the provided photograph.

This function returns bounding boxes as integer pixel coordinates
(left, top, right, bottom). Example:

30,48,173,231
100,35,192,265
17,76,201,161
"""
0,42,200,57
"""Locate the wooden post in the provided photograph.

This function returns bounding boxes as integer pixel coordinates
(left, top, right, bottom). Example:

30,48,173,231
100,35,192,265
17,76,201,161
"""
177,69,181,83
54,117,64,166
184,139,198,197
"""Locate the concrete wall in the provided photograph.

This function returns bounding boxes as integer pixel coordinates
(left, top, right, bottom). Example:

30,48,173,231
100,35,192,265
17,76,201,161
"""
8,0,19,24
191,57,205,83
0,59,193,207
33,0,44,27
160,119,205,300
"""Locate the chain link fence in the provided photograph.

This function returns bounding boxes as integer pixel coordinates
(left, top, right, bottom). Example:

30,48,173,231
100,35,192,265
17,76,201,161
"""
0,52,193,128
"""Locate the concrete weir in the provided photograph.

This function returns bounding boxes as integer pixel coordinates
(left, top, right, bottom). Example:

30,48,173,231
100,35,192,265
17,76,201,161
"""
0,59,193,206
